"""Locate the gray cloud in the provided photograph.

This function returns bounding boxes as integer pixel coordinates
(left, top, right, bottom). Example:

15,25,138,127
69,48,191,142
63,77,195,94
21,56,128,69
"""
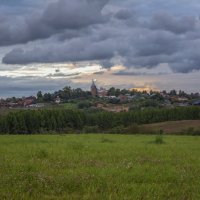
114,9,133,20
0,76,68,97
149,12,196,34
113,71,167,76
42,0,108,29
0,0,109,46
0,75,88,98
2,32,120,64
2,0,200,74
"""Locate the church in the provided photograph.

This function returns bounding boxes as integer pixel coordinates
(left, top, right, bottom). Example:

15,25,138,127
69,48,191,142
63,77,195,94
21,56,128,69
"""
91,80,98,97
90,80,108,97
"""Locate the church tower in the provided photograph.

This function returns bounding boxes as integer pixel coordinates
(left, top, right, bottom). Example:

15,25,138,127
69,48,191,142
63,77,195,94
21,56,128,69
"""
91,79,98,97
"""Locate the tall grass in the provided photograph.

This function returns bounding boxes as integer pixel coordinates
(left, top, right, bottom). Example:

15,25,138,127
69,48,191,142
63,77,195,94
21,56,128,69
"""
0,134,200,199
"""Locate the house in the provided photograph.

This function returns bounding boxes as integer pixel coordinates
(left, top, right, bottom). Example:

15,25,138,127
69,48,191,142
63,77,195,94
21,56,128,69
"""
109,96,117,99
0,100,8,108
177,103,190,107
193,100,200,106
23,96,36,107
170,96,189,103
177,97,189,102
55,96,61,104
125,94,134,101
28,103,45,108
98,87,108,98
8,102,18,108
119,95,128,103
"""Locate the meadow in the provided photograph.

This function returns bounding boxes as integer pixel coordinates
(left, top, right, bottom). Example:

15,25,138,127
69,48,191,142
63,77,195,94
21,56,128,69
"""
0,134,200,200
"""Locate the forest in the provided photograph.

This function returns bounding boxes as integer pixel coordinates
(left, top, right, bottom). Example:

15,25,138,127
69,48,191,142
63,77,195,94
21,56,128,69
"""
0,107,200,134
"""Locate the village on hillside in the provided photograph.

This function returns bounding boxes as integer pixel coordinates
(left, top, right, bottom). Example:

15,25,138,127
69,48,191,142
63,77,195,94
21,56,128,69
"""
0,80,200,112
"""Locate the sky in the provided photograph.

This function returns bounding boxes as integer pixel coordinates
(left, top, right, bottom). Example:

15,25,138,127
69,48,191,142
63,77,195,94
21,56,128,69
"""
0,0,200,97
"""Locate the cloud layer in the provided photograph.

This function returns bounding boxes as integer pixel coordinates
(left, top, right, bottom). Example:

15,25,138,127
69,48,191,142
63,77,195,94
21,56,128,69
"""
1,0,200,74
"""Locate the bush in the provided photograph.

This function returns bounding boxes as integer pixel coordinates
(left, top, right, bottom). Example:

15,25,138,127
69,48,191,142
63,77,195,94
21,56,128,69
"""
77,101,91,109
154,134,164,144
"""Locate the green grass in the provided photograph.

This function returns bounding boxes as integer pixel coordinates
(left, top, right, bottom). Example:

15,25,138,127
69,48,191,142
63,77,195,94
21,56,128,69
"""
0,134,200,199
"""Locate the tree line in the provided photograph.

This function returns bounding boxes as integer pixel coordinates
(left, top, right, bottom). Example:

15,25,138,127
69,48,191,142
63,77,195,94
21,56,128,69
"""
0,107,200,134
37,86,91,102
1,85,199,104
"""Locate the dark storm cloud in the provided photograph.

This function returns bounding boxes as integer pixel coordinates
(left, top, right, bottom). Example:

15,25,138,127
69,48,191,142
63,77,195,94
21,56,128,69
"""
149,12,196,34
2,0,200,73
0,0,109,46
133,30,180,57
42,0,108,29
2,35,118,64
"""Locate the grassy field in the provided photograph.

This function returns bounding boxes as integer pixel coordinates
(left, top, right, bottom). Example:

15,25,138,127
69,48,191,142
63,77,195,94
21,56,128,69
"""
0,134,200,199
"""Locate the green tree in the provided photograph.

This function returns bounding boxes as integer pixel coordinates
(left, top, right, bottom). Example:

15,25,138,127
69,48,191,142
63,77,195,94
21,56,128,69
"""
43,93,52,102
37,91,43,99
108,87,116,96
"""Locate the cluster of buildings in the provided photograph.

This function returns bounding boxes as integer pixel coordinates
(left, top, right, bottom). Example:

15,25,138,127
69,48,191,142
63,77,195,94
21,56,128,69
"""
91,80,132,103
90,80,200,107
0,80,200,111
0,96,44,109
159,92,200,107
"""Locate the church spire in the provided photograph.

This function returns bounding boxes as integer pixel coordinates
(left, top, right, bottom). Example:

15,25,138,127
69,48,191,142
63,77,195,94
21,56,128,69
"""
91,79,98,97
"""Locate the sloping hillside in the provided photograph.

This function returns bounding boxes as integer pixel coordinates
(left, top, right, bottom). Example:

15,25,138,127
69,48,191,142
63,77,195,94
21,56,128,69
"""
142,120,200,134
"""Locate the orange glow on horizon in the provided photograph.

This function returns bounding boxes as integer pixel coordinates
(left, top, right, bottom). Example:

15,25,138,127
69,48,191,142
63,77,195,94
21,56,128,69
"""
130,86,160,93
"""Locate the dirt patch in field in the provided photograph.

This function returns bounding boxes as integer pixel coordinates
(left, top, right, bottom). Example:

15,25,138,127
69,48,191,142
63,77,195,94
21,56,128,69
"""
142,120,200,134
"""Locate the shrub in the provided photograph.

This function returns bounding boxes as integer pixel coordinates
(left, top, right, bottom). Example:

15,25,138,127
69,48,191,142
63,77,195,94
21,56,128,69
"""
77,101,91,109
154,134,164,144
